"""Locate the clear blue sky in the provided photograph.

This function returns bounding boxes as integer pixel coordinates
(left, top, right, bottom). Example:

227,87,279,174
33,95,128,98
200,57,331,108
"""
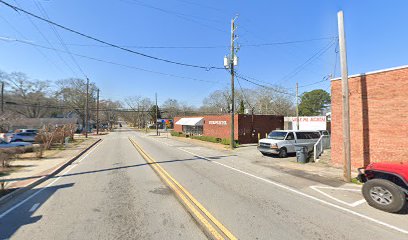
0,0,407,106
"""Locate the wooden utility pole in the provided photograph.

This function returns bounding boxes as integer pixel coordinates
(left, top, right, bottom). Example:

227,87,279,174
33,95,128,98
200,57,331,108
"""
155,93,158,136
85,78,89,138
1,82,4,114
296,81,299,130
229,17,237,149
96,88,100,135
338,11,351,182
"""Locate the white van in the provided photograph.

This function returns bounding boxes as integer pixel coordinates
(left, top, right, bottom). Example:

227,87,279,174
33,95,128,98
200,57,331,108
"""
257,130,321,158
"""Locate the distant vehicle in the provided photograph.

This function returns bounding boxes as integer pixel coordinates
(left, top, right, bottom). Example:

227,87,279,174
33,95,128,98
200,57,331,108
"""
9,132,37,142
257,130,321,158
358,163,408,213
15,129,38,134
0,139,32,148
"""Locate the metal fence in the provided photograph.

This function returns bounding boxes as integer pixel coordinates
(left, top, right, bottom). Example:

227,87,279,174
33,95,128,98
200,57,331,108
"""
313,135,331,162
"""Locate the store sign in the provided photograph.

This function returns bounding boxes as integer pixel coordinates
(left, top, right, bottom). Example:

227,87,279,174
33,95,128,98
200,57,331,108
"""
208,120,227,125
285,116,326,130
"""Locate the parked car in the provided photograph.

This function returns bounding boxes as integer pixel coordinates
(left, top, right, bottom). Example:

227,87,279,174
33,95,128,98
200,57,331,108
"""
358,162,408,213
257,130,321,158
15,129,38,134
9,132,37,142
0,139,32,148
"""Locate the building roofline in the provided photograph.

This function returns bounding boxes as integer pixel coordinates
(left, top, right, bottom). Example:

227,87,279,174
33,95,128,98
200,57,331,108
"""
331,64,408,81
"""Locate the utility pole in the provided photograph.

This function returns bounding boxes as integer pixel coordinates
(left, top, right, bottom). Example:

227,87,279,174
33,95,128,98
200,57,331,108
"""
85,78,89,138
155,92,158,136
338,11,351,182
229,17,237,149
296,81,299,130
1,82,4,114
96,88,100,135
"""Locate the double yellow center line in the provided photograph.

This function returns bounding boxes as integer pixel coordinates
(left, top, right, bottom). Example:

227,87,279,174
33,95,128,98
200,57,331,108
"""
129,138,237,240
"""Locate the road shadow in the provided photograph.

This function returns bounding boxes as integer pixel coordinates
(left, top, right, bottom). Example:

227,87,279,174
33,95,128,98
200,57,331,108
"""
1,155,233,183
0,183,74,239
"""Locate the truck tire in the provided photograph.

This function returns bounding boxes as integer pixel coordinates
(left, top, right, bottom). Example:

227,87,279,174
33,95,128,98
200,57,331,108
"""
278,148,287,158
362,179,406,213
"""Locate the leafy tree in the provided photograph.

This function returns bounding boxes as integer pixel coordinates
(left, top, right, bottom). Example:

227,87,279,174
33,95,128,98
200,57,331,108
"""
298,89,331,116
238,99,245,114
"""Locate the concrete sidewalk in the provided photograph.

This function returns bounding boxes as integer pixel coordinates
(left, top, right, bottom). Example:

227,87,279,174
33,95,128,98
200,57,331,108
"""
0,135,103,199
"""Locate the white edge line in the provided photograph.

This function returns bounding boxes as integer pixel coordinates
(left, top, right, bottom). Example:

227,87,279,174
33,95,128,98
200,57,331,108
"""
310,185,366,206
310,186,357,207
176,147,408,235
29,203,40,212
313,185,361,192
350,199,367,207
0,141,102,219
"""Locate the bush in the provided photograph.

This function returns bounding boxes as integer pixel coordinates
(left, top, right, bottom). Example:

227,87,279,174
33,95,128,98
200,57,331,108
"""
191,135,220,143
170,131,187,138
220,138,239,146
170,131,181,137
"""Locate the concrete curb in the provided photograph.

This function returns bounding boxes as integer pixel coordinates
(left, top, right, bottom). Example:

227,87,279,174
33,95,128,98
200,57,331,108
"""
0,138,102,206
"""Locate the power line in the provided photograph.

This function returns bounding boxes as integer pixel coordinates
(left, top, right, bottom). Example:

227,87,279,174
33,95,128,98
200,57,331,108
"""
240,37,337,47
234,71,296,97
298,75,330,88
235,76,253,110
33,0,87,78
49,37,336,49
119,0,227,33
278,38,337,83
0,36,220,84
0,12,73,77
0,0,224,70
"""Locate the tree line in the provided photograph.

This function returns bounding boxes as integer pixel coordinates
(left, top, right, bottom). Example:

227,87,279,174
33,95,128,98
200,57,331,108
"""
0,69,331,130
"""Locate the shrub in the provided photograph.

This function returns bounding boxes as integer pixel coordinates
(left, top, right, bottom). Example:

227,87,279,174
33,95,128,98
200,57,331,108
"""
220,138,239,146
170,131,180,137
191,135,220,143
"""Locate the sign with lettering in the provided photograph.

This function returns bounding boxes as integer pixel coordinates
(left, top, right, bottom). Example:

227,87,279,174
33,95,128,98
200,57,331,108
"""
285,116,326,130
208,120,227,125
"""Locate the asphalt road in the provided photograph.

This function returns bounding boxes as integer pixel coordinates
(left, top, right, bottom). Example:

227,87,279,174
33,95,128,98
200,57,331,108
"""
0,129,206,240
1,128,407,239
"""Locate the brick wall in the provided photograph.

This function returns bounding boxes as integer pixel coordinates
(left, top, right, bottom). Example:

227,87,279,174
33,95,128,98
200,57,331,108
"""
238,115,284,144
173,114,284,144
173,115,238,140
331,66,408,168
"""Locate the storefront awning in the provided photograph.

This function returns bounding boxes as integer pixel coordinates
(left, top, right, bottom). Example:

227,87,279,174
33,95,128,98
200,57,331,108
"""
175,117,204,126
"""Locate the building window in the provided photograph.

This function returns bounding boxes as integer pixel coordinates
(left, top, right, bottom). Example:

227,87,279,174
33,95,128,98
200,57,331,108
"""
182,125,203,135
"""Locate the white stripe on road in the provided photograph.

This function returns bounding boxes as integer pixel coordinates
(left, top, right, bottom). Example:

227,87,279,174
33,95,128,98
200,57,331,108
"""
176,147,408,235
0,141,102,219
310,185,366,207
29,203,40,212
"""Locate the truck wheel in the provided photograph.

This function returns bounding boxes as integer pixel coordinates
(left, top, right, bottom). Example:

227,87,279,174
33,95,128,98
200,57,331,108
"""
362,179,406,213
278,148,287,158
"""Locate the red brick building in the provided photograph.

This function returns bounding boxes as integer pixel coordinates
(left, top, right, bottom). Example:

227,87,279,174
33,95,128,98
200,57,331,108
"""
331,65,408,168
173,114,284,144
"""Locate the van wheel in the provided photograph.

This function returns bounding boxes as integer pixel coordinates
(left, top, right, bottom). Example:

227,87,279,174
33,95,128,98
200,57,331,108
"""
278,148,288,158
362,179,406,213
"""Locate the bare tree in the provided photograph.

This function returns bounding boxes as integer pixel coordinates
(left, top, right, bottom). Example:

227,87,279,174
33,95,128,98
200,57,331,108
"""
3,71,55,118
123,96,152,128
55,78,97,128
